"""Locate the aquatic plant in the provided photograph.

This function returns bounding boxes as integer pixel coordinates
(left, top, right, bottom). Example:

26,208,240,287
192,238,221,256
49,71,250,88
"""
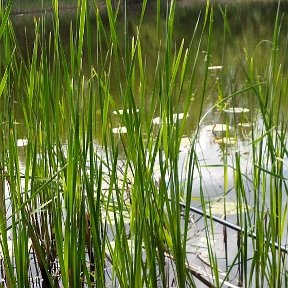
0,0,287,287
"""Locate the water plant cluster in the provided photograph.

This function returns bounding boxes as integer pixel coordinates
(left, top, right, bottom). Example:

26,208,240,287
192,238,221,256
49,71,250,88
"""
0,0,288,287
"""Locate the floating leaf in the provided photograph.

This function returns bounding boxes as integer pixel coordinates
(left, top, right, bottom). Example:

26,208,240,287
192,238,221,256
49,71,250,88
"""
208,65,223,70
112,126,127,134
238,122,252,128
16,138,28,147
223,107,249,114
112,108,139,115
208,200,249,215
152,113,189,125
212,124,232,133
214,137,236,145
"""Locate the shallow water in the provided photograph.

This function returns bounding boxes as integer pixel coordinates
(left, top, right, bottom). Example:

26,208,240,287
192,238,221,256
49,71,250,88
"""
2,1,288,286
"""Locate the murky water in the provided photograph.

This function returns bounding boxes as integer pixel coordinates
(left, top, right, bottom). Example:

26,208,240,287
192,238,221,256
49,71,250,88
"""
11,0,288,194
4,1,288,286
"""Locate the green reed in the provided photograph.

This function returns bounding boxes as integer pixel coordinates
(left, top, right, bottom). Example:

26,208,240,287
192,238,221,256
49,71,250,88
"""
0,0,288,287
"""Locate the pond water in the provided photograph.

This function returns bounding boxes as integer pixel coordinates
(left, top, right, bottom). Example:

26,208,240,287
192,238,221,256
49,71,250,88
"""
2,0,288,287
10,0,288,196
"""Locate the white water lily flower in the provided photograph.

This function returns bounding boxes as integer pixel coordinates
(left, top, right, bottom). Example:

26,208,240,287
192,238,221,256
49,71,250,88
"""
208,200,250,215
152,117,161,124
238,123,252,128
214,137,236,145
152,113,189,125
0,238,32,258
212,124,232,132
212,124,233,138
173,113,187,120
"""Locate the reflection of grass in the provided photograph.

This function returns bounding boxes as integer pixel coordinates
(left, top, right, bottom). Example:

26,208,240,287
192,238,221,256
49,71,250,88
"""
12,0,78,12
0,0,288,287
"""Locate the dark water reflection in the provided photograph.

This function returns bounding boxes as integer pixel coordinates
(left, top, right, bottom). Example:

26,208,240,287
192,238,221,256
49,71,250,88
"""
7,3,288,173
4,2,288,286
11,0,288,100
9,0,288,182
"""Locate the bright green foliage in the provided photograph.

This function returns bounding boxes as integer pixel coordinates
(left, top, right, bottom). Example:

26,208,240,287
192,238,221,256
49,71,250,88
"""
0,0,287,287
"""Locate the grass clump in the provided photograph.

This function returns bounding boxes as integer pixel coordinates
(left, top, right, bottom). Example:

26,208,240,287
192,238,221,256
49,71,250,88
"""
0,0,287,287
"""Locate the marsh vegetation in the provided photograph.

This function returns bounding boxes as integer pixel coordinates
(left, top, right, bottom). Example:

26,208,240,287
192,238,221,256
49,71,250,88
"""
0,0,288,287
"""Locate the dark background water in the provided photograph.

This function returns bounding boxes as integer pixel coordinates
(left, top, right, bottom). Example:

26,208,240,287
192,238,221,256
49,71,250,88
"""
9,0,288,138
5,3,288,285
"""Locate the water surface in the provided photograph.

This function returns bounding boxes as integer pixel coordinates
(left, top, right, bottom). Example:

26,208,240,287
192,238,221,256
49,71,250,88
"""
4,1,288,286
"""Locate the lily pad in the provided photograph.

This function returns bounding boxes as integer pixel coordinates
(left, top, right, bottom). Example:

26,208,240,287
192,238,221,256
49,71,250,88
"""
208,65,223,70
112,126,127,134
16,138,28,147
214,137,236,145
179,137,192,152
223,107,250,114
211,124,233,138
173,113,187,120
112,109,139,115
152,117,161,125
